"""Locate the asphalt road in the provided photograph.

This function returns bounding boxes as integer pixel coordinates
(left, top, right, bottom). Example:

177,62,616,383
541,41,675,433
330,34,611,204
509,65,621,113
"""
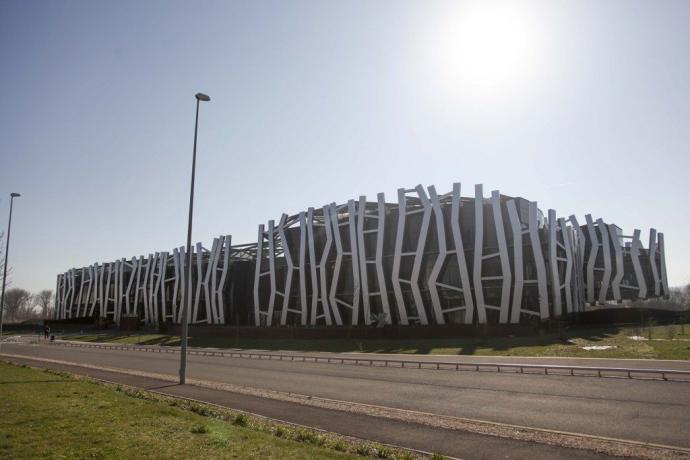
2,341,690,455
2,354,614,460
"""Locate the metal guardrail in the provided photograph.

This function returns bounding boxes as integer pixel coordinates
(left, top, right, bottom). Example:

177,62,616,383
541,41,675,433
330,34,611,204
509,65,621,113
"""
51,340,690,382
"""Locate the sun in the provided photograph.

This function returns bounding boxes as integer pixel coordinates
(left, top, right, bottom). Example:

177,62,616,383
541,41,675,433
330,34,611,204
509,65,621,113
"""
432,2,541,99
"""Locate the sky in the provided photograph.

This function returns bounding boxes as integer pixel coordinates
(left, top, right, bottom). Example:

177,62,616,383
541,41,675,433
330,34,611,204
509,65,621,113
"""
0,0,689,294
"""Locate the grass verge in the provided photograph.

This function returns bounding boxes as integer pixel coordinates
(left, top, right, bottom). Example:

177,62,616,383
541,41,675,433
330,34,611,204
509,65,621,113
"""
0,361,427,459
66,323,690,360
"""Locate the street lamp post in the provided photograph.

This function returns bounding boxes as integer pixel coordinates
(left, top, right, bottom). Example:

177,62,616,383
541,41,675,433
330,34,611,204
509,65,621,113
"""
0,192,21,350
179,93,210,385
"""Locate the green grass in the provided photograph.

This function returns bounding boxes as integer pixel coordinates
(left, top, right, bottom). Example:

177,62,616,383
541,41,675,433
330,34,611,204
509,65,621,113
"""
66,323,690,360
0,362,366,459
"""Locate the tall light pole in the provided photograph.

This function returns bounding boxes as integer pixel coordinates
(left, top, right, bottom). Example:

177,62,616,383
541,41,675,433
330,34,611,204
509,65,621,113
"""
179,93,210,384
0,192,21,349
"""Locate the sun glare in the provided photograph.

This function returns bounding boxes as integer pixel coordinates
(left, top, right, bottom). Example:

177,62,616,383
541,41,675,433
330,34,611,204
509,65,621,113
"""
433,2,541,99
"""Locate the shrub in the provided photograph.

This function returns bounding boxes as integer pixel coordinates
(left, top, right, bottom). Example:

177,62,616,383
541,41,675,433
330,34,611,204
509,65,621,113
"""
294,429,319,444
332,440,347,452
190,424,209,434
355,444,370,456
233,413,248,427
190,404,211,417
376,444,390,458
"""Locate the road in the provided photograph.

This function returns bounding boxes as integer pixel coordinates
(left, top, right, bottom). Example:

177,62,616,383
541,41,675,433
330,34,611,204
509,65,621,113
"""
2,340,690,459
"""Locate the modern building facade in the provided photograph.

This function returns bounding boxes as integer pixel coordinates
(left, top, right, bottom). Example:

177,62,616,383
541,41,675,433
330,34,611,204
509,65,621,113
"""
54,183,669,327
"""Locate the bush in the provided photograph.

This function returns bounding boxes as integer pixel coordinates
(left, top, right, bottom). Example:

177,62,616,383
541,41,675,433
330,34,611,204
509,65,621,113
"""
355,444,370,456
190,404,211,417
294,429,319,444
232,413,248,427
190,424,209,434
332,440,347,452
376,444,390,458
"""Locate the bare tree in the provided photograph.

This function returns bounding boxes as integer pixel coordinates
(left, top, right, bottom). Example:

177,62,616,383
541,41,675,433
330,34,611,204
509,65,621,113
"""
3,288,31,322
17,301,40,321
669,282,690,308
35,289,54,319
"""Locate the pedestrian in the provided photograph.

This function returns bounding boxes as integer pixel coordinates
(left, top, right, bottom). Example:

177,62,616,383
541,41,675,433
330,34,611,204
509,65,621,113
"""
44,324,50,340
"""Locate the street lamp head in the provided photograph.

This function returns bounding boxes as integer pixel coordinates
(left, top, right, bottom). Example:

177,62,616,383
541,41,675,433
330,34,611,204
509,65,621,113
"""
195,93,211,102
10,193,20,198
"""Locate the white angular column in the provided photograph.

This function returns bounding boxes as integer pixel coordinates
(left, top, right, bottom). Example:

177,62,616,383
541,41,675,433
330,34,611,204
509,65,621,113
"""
141,255,152,324
298,214,307,325
173,247,186,323
548,210,562,317
149,254,159,323
568,216,586,313
629,230,647,299
585,214,599,304
608,225,623,302
277,215,293,326
54,274,63,319
391,185,431,325
597,219,612,304
410,187,431,326
356,194,392,325
472,186,510,324
328,204,344,324
649,228,660,296
124,258,137,317
306,207,333,326
266,221,277,325
133,256,143,321
507,200,524,323
214,235,231,324
450,183,474,324
428,184,474,325
375,194,392,323
391,189,409,325
472,185,487,324
347,200,361,325
356,196,371,324
559,218,574,314
328,201,361,325
66,269,75,317
253,225,265,326
75,268,85,317
157,252,170,322
253,223,279,326
90,263,101,318
427,185,449,324
492,190,511,324
276,214,306,326
658,232,668,297
116,258,126,323
530,202,549,319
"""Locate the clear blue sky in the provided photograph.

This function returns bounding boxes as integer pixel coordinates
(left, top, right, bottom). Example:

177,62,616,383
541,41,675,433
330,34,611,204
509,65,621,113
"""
1,0,688,294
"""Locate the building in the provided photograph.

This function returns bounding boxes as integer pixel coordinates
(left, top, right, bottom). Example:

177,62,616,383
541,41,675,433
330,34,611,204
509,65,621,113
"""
54,183,669,327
